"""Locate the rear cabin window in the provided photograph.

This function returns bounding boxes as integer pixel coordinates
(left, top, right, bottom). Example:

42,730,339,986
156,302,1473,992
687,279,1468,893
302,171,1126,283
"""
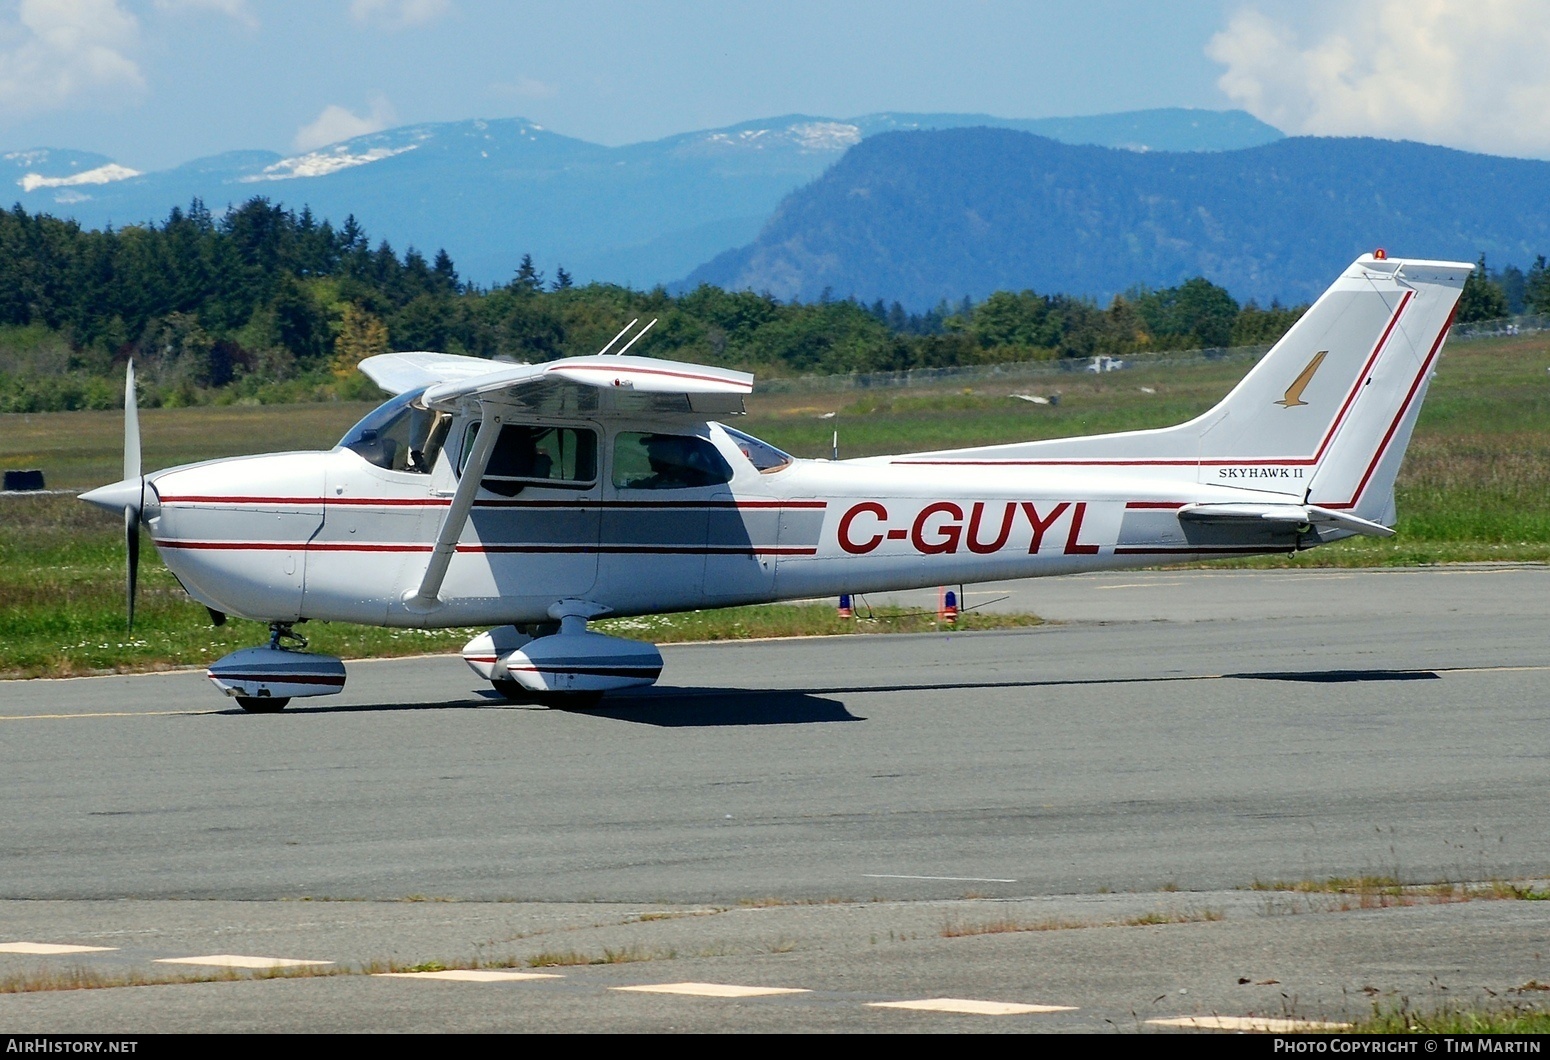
612,432,732,490
461,423,598,496
721,425,793,473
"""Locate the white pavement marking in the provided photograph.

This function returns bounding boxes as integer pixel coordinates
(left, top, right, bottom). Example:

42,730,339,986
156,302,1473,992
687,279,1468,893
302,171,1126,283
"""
614,982,810,998
1148,1015,1352,1032
0,942,117,955
154,954,333,970
862,874,1018,883
870,998,1075,1016
374,970,561,982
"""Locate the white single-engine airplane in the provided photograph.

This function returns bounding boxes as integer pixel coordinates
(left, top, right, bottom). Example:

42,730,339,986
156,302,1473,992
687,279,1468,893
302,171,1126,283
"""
81,253,1469,711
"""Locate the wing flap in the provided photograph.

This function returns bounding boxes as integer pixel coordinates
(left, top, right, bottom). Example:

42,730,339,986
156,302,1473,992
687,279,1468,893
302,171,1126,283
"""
1178,502,1395,538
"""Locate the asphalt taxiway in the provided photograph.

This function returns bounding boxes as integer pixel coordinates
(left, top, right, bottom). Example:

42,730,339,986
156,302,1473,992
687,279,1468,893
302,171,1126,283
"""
1,565,1546,1031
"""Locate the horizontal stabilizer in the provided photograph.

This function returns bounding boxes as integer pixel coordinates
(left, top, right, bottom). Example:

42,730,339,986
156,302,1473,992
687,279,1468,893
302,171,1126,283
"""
1179,502,1395,538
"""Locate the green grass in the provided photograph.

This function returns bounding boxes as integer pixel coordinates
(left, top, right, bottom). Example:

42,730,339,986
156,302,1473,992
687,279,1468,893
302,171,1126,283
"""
1348,1004,1550,1034
2,331,1547,677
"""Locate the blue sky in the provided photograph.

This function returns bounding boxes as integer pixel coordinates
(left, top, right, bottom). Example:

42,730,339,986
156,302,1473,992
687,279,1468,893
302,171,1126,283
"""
2,1,1546,170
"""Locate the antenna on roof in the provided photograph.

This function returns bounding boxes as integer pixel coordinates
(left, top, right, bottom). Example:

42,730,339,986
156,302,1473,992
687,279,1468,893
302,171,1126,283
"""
596,319,638,356
613,317,657,356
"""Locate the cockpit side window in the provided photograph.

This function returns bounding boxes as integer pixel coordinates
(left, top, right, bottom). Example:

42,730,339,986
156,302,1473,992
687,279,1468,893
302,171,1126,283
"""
460,423,598,496
612,432,733,490
339,389,450,474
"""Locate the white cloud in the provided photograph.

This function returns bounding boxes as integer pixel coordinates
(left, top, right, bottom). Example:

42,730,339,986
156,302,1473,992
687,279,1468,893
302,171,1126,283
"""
153,0,258,29
293,95,397,151
349,0,451,30
1208,1,1550,159
0,0,144,115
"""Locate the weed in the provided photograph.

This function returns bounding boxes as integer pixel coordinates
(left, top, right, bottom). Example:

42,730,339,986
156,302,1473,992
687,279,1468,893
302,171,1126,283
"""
1249,874,1550,910
940,908,1224,937
1350,1001,1550,1034
525,945,673,968
0,961,343,994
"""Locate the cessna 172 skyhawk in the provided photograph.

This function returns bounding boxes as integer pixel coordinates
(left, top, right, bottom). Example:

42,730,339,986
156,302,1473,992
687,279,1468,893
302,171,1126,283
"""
80,252,1469,711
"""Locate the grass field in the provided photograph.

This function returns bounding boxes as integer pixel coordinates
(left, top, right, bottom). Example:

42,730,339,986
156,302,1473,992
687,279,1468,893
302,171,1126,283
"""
2,332,1546,678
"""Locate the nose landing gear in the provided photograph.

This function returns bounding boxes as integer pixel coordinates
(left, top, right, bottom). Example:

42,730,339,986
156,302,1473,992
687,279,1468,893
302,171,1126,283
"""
207,621,347,713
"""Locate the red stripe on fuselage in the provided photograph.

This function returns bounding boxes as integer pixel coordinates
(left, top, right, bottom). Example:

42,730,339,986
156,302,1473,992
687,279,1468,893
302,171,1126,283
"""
154,539,817,557
157,496,826,510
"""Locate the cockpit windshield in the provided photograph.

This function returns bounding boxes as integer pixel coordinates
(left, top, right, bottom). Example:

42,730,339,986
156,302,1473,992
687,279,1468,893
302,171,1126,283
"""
337,387,451,474
720,425,793,473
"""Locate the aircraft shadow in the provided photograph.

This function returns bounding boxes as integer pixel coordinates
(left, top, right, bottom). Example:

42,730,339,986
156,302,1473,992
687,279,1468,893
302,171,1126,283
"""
1225,669,1441,684
559,687,862,727
226,667,1439,719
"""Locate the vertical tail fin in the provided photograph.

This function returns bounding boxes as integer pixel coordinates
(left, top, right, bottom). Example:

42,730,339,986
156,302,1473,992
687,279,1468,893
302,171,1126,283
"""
886,253,1471,516
1189,254,1468,500
886,254,1463,511
1300,257,1467,519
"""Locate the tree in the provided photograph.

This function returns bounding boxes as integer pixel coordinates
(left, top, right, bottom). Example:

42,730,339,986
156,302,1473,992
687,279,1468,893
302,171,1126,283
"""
331,302,389,378
1525,256,1550,316
552,266,573,291
1498,263,1526,315
511,254,544,294
432,249,459,293
1456,255,1508,323
1135,277,1239,350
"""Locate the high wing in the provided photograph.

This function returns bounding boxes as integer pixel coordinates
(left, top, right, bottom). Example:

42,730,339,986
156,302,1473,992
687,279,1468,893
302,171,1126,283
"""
357,351,756,613
359,352,753,418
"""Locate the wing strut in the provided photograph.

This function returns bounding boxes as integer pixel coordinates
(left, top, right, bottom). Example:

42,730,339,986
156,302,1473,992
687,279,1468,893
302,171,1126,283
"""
404,403,504,612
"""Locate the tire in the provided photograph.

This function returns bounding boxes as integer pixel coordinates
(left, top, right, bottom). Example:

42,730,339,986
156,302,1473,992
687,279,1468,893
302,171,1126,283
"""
235,696,290,713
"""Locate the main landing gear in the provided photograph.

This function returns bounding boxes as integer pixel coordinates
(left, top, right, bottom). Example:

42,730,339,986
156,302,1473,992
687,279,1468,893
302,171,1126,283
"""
463,602,664,708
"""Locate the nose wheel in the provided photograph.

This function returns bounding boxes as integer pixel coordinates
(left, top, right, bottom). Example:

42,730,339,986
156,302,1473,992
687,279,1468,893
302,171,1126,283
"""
207,622,344,712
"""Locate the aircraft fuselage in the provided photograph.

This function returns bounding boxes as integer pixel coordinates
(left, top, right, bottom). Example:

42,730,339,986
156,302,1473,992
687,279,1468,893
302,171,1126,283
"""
145,415,1322,628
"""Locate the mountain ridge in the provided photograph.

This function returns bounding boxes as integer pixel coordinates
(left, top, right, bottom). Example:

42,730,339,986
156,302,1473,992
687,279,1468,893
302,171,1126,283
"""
0,109,1280,288
683,128,1550,307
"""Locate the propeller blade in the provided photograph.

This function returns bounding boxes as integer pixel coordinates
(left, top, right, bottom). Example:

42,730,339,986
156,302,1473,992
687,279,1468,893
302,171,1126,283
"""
124,359,140,482
125,505,140,633
125,360,142,632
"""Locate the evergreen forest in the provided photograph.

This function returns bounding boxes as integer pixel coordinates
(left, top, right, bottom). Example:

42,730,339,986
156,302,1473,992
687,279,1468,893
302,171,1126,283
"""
0,197,1537,413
